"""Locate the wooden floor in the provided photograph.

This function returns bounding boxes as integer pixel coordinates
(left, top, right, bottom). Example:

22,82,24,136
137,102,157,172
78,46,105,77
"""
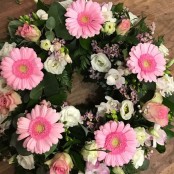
0,0,174,174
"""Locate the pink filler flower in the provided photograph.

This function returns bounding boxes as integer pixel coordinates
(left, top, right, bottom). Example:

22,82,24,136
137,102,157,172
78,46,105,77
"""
17,104,64,154
127,43,166,82
95,121,137,167
1,47,44,90
65,0,104,38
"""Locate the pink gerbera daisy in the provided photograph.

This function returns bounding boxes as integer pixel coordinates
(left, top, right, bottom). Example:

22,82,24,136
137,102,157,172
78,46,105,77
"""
16,104,64,154
95,121,137,167
1,47,43,90
127,43,166,82
65,0,104,38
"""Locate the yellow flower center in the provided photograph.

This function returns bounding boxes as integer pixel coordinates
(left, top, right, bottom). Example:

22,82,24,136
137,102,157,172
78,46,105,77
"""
19,65,28,73
35,124,45,134
143,60,151,68
81,16,89,23
111,137,119,148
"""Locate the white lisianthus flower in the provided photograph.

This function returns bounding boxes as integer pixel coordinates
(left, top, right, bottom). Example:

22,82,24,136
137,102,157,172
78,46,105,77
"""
59,0,73,9
134,127,149,147
101,2,116,22
36,9,48,20
44,54,67,75
96,96,119,116
159,44,169,57
60,106,82,127
156,74,174,97
81,141,98,165
17,155,35,170
0,42,16,59
132,148,145,169
33,0,38,3
148,124,167,148
128,12,138,24
40,39,51,51
91,53,111,73
105,69,125,89
96,102,108,117
120,100,134,120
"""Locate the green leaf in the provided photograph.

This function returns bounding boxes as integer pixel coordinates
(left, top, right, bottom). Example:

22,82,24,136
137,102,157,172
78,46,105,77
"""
8,20,23,38
79,38,91,50
36,166,47,174
47,91,67,106
112,3,124,13
45,144,57,158
156,144,166,153
57,70,72,90
10,133,31,156
139,159,150,171
48,2,73,40
164,128,174,139
46,16,56,30
36,0,49,11
30,82,43,100
70,151,85,172
43,72,59,97
45,30,55,41
80,55,90,70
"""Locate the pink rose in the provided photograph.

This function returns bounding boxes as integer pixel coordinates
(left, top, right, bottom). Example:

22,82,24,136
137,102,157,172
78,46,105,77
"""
0,91,22,116
85,162,110,174
50,153,73,174
16,23,41,42
116,19,131,35
142,102,169,127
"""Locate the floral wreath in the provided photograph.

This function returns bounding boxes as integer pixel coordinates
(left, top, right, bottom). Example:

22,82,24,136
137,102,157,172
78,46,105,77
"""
0,0,174,174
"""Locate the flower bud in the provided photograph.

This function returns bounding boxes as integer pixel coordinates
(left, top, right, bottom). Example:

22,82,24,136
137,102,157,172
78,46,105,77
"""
116,19,131,36
40,39,51,51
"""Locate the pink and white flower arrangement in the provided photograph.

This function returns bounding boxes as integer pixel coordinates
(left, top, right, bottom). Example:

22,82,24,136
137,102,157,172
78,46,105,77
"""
1,47,44,90
65,0,104,38
0,0,174,173
16,104,64,154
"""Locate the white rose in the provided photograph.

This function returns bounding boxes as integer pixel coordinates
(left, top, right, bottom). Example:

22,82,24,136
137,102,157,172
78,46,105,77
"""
33,0,38,3
59,0,73,9
91,53,111,72
120,100,134,120
36,9,48,20
0,42,16,59
105,69,125,89
44,54,67,75
159,44,169,57
132,148,145,169
81,141,98,165
60,106,82,127
134,127,149,147
128,12,138,24
17,155,35,170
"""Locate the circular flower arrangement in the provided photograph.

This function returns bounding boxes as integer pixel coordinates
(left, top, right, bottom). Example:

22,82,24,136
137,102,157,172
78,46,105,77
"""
0,0,174,173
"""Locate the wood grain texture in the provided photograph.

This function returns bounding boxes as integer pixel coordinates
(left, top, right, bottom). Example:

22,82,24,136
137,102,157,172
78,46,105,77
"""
0,0,174,174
